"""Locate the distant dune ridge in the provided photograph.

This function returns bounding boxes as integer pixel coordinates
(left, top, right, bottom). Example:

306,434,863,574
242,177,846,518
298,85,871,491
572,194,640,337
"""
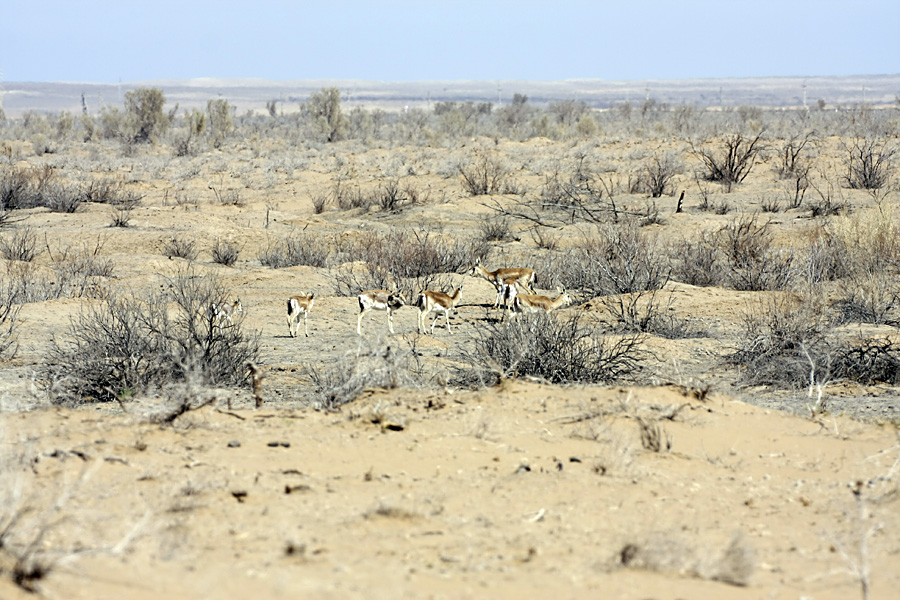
2,74,898,117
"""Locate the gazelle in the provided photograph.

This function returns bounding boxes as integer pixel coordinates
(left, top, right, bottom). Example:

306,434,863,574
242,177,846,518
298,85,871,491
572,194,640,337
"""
415,286,463,334
468,263,537,309
512,289,571,316
211,298,242,325
357,290,406,335
287,293,315,338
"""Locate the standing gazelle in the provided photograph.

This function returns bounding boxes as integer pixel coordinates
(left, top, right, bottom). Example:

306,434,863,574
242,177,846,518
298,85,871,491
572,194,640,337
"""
211,298,242,325
468,264,537,309
415,286,463,334
287,293,315,337
357,290,406,335
512,289,571,316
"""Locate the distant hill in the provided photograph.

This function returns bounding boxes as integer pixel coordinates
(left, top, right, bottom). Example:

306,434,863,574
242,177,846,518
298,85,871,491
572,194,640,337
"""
2,75,898,117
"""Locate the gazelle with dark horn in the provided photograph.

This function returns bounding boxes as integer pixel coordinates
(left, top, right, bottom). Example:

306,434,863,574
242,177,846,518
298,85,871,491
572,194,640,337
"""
415,285,464,334
287,293,315,337
468,263,537,309
357,290,406,335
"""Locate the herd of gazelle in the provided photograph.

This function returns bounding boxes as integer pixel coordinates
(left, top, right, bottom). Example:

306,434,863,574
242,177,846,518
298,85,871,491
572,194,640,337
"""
212,263,571,337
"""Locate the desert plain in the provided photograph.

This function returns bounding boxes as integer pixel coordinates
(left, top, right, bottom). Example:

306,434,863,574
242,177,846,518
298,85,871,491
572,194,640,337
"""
0,81,899,598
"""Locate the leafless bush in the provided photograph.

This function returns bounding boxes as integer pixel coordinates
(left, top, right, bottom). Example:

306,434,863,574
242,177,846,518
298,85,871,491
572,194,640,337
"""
717,216,795,291
331,229,488,301
0,165,49,209
41,183,83,213
834,272,900,325
776,131,816,178
645,306,711,340
691,131,766,192
458,150,511,196
109,194,140,227
801,225,850,285
832,337,900,386
460,311,646,385
41,270,260,405
376,179,408,212
211,239,240,267
310,191,329,214
47,236,116,298
333,181,369,210
760,196,781,213
0,228,39,262
545,221,670,331
303,336,425,410
843,137,896,190
727,294,832,388
669,231,723,287
637,200,664,226
258,232,331,268
162,235,198,261
557,220,669,299
641,152,681,198
477,214,514,242
0,278,21,357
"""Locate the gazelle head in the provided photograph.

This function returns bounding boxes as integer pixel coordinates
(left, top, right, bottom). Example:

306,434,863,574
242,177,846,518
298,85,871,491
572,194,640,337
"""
387,292,406,310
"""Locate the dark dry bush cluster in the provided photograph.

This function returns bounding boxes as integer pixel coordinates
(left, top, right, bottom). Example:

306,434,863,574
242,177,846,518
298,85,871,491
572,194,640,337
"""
302,337,425,410
258,232,330,268
458,150,513,196
330,229,489,301
670,216,795,291
727,294,900,389
691,131,766,193
211,239,241,267
40,271,259,405
162,235,198,261
460,312,646,385
0,165,138,214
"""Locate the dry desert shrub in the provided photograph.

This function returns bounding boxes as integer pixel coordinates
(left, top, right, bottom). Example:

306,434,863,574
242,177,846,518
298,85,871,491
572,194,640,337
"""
302,336,425,410
691,130,767,192
258,231,331,268
330,229,488,301
716,215,796,292
727,293,832,388
459,312,646,386
639,152,681,198
477,213,514,242
0,227,39,262
162,234,198,261
843,136,896,190
670,216,796,292
40,270,260,405
540,220,671,332
211,238,240,267
458,149,512,196
0,277,21,357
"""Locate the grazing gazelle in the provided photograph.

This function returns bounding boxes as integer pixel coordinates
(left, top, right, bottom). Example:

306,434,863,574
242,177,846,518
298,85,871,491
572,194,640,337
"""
512,289,571,316
287,293,315,337
468,263,537,309
357,290,406,335
211,298,242,325
415,286,463,334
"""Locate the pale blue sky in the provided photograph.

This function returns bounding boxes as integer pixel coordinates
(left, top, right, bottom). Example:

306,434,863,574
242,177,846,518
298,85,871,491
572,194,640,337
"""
3,0,898,83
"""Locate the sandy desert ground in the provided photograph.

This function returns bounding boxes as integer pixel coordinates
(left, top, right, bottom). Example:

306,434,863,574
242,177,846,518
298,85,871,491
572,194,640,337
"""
1,98,899,598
